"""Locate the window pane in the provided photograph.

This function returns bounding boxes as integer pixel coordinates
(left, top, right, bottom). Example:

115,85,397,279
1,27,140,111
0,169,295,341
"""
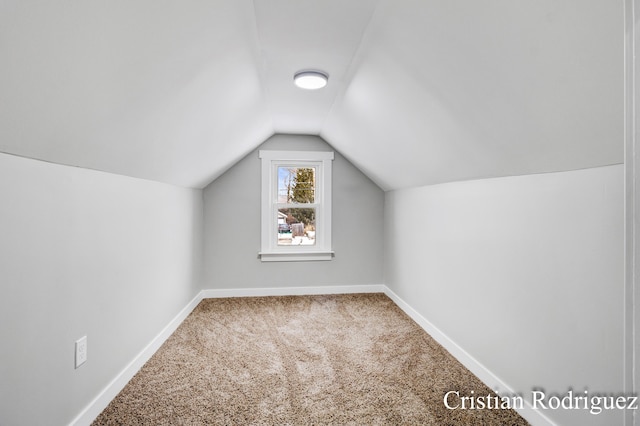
277,208,316,246
277,167,315,203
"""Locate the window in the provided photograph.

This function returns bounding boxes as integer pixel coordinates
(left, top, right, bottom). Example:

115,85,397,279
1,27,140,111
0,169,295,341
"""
259,150,334,262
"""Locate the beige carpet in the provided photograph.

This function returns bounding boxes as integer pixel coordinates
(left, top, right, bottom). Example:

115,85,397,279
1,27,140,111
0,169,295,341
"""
93,293,528,425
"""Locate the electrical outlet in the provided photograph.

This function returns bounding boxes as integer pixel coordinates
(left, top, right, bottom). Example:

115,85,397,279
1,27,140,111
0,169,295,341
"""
75,336,87,369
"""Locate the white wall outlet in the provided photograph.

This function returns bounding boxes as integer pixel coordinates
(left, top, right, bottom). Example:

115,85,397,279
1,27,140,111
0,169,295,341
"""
75,336,87,369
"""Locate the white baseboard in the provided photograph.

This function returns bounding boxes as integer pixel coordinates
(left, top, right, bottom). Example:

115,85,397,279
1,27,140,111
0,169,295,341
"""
69,291,205,426
383,287,555,426
201,284,385,299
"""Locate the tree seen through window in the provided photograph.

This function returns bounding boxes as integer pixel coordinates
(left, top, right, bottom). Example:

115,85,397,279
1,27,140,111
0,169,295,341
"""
277,167,316,245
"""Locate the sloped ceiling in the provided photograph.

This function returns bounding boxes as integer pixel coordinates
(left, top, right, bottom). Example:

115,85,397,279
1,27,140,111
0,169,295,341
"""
0,0,623,190
323,0,624,190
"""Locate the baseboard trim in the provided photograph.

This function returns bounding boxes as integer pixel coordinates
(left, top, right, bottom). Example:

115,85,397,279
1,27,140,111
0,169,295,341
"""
69,291,205,426
383,287,556,426
201,284,385,299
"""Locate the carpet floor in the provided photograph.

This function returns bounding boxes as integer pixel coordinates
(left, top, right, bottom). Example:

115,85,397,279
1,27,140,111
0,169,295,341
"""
93,293,529,425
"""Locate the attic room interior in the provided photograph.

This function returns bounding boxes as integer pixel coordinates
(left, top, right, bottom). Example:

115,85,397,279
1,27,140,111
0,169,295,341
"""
1,1,638,425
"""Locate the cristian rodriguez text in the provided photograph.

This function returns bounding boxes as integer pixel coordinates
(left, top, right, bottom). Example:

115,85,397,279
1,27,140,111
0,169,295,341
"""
443,388,638,415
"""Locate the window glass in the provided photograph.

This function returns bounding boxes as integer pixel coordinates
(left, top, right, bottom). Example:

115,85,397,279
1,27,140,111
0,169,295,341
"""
277,167,315,203
277,207,316,246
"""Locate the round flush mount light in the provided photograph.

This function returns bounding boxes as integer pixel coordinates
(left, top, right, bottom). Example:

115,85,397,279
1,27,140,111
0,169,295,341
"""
294,70,329,90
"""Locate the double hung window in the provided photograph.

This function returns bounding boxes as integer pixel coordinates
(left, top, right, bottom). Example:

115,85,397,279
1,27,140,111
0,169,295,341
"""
259,150,333,262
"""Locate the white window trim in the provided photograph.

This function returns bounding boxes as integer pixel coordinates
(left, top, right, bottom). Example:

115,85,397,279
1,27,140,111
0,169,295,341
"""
258,150,334,262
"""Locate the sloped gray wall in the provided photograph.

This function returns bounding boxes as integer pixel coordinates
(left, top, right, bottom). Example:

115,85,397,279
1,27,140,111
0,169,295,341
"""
384,164,624,426
0,153,203,426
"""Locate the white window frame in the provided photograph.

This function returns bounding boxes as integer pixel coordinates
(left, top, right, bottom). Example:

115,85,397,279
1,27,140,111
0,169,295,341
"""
258,150,334,262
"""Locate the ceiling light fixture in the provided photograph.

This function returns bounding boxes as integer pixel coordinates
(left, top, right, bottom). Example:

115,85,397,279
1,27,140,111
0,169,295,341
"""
294,70,329,90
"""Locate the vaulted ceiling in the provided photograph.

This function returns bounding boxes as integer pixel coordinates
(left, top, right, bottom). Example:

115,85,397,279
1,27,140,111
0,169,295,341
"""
0,0,623,191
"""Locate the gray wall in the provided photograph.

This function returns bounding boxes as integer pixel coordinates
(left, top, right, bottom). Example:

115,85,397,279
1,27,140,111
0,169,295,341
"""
203,134,384,289
384,164,624,426
0,153,203,426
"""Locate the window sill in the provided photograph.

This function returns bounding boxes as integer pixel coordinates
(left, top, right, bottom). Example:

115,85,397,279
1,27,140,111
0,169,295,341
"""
258,251,334,262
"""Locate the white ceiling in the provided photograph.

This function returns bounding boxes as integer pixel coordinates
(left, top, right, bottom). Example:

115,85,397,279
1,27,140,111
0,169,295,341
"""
0,0,624,190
